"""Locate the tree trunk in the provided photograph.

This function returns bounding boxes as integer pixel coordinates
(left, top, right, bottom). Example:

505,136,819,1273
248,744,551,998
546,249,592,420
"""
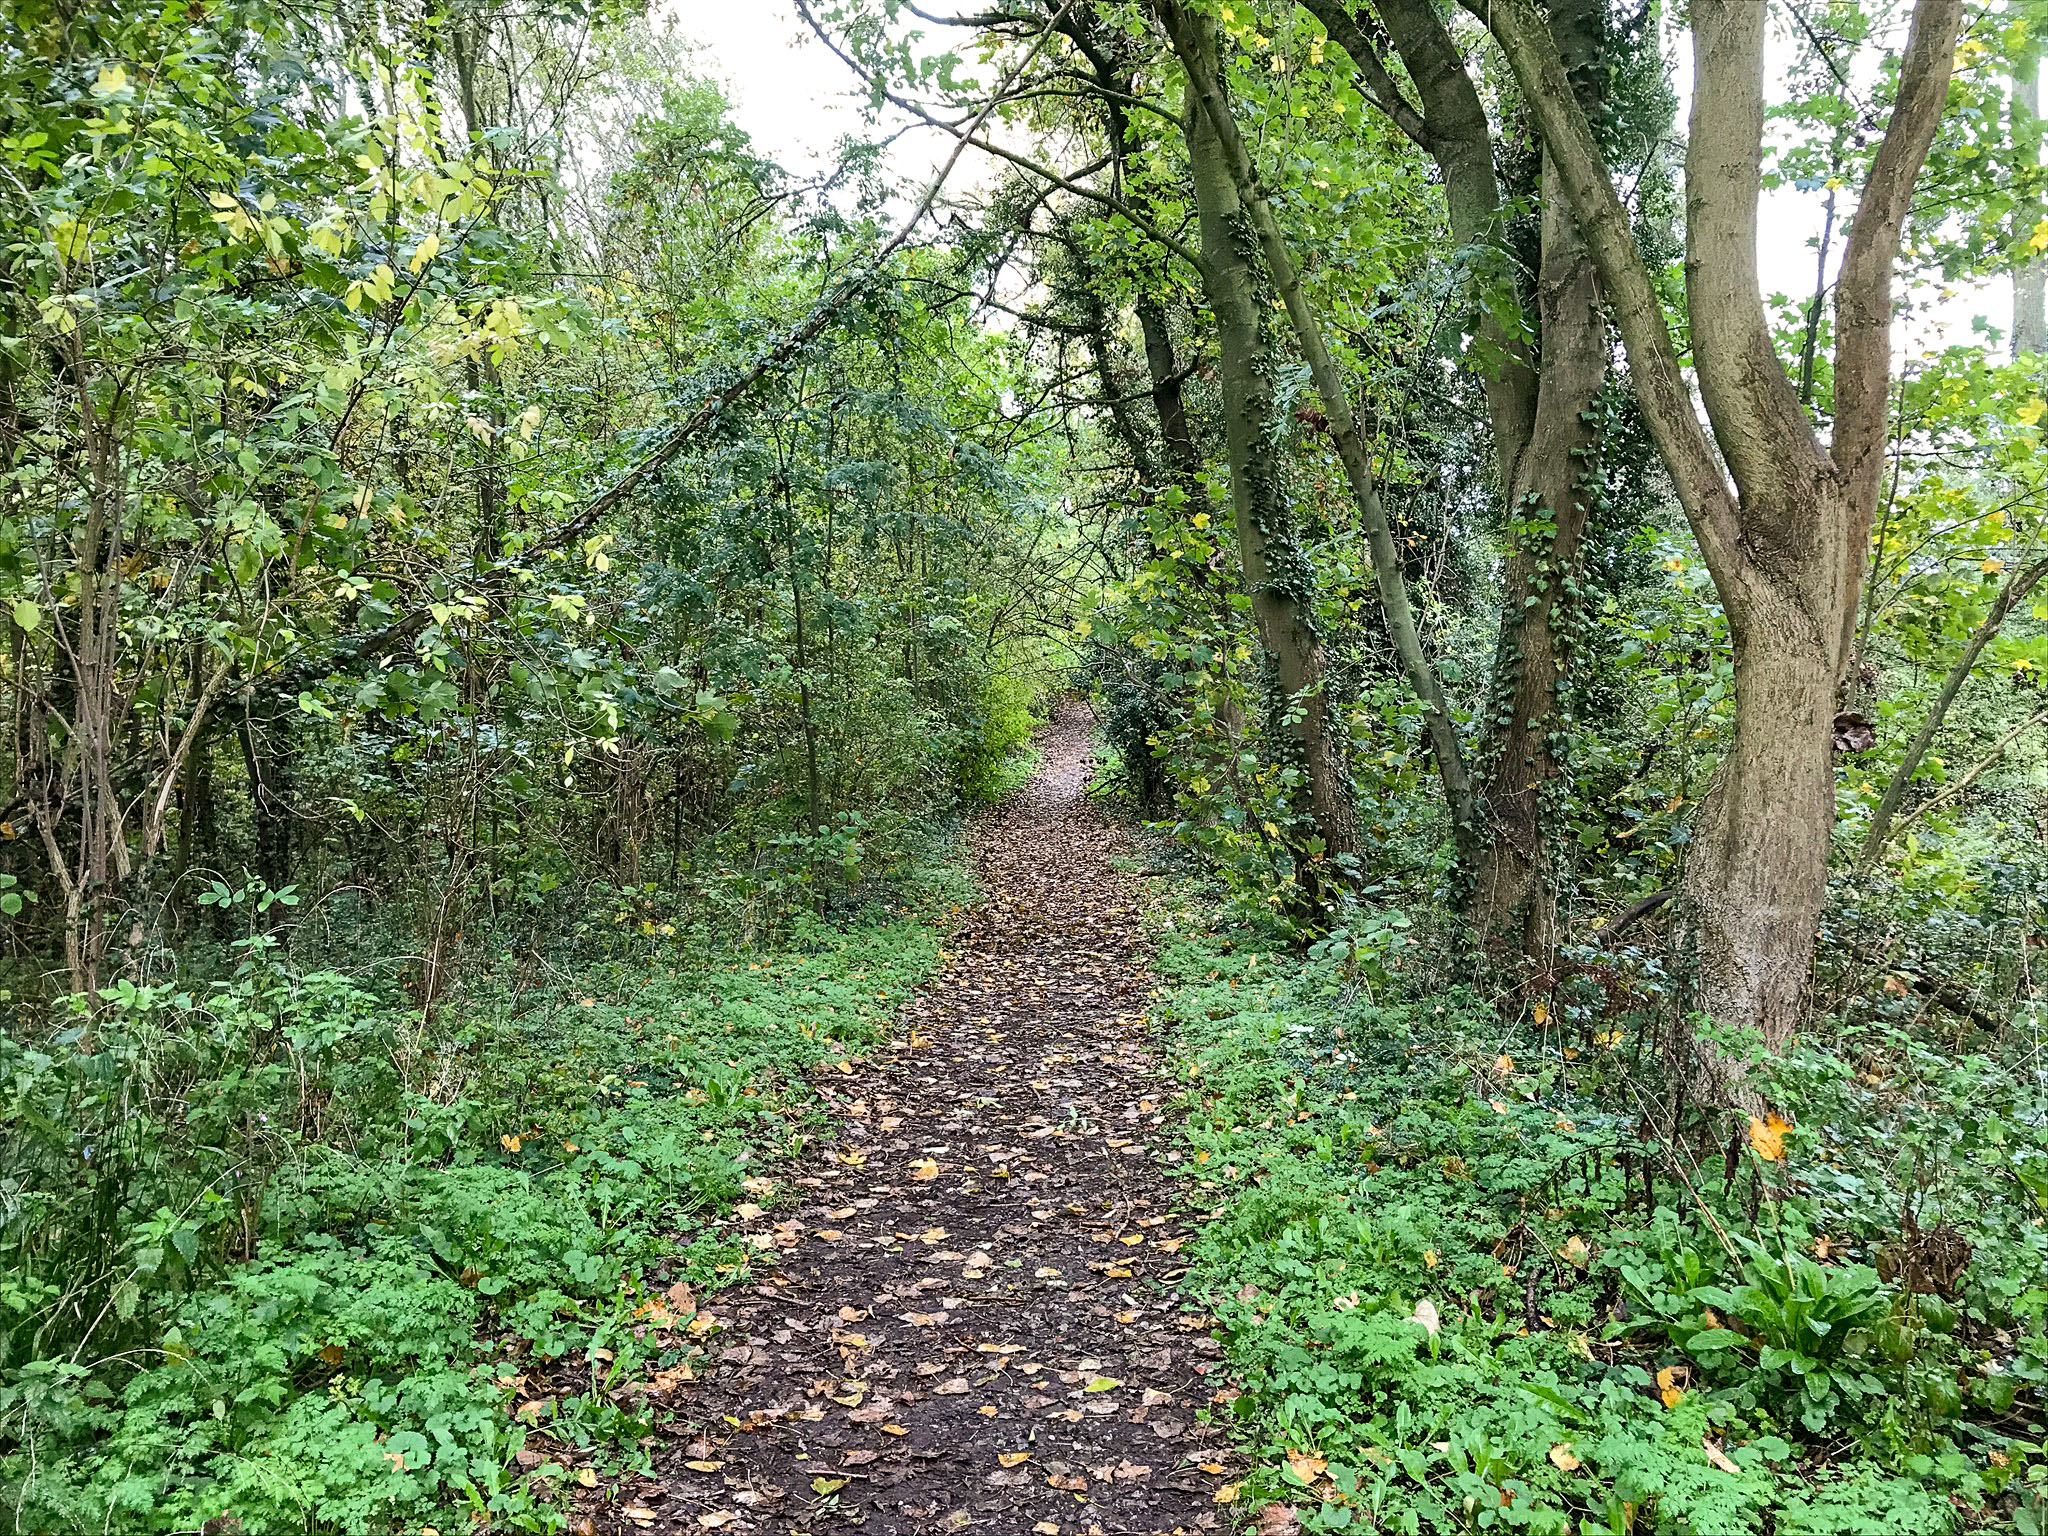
236,703,293,902
1164,0,1472,864
1680,603,1839,1051
1183,86,1357,864
1469,0,1962,1055
1472,152,1606,955
1136,295,1202,492
2016,15,2046,358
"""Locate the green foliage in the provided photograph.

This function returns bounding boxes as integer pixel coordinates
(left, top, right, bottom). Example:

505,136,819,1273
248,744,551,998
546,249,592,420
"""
0,886,951,1533
1151,902,2048,1533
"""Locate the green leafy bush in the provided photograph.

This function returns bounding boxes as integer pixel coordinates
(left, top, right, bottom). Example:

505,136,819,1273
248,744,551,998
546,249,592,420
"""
0,893,950,1533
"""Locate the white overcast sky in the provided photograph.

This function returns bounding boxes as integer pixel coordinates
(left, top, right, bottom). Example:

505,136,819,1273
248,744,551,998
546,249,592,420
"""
667,1,950,183
668,0,2006,355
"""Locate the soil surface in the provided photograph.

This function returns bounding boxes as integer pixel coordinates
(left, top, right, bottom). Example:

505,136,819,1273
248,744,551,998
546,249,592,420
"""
621,705,1239,1535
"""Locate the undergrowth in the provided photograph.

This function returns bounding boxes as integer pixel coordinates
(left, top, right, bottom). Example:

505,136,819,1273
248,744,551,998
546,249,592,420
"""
0,862,970,1534
1152,901,2048,1534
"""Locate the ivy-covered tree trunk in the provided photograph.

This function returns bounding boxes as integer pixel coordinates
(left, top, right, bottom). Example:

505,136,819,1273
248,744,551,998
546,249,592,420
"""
1166,0,1477,872
1303,0,1612,953
1471,161,1605,958
1183,85,1357,866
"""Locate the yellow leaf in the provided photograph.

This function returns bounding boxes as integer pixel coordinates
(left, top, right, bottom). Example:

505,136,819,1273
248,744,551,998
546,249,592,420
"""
1531,1001,1548,1025
1084,1376,1121,1393
998,1452,1032,1467
576,1468,597,1488
1747,1112,1790,1163
881,1423,908,1436
1657,1365,1688,1408
909,1158,941,1180
1548,1443,1582,1472
1984,558,2006,574
1215,1483,1241,1504
2020,397,2046,425
2030,219,2048,256
1285,1448,1328,1484
92,64,128,95
1494,1054,1515,1075
810,1476,847,1495
684,1460,722,1473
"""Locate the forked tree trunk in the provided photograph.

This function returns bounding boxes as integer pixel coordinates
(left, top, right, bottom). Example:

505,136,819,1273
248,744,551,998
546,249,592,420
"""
1184,89,1357,863
1474,0,1962,1055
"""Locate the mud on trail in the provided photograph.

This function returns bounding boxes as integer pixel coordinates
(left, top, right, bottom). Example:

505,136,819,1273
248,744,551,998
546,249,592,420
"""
626,706,1241,1535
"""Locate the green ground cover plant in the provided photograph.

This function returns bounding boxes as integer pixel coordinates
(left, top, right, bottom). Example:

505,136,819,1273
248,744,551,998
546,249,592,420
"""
0,860,968,1534
1150,900,2048,1534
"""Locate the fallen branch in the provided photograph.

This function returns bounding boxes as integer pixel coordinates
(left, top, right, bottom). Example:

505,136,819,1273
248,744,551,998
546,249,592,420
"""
1848,942,2008,1031
1593,889,1673,945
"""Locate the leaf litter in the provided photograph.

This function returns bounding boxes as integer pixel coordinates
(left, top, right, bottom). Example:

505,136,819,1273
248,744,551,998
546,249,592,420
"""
612,707,1240,1534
